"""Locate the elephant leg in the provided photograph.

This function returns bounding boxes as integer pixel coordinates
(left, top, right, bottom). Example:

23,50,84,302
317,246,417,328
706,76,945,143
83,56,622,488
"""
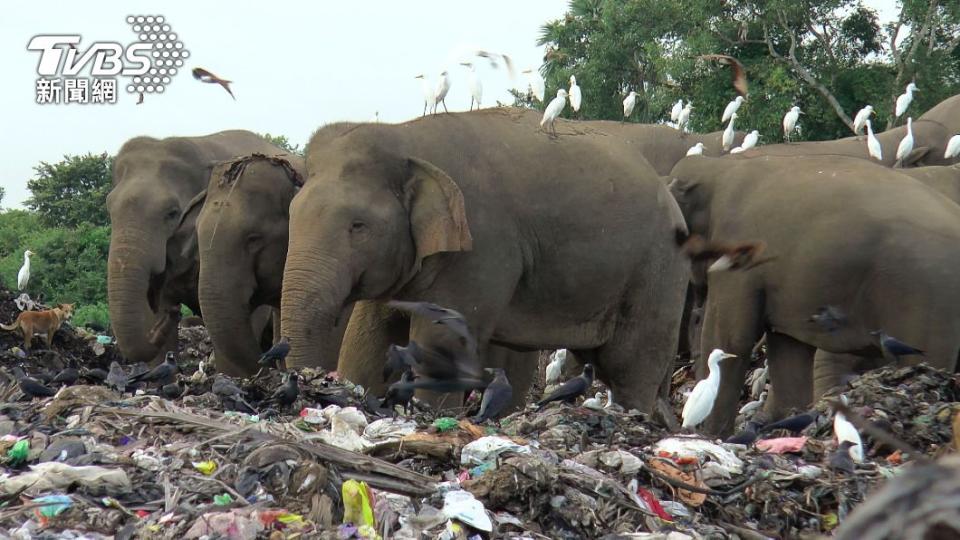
812,350,867,400
271,308,281,345
337,301,408,395
485,345,538,413
700,282,765,437
764,332,816,419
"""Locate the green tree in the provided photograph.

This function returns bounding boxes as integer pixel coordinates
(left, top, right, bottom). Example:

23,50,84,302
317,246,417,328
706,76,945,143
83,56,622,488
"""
25,152,112,228
260,133,304,156
536,0,960,141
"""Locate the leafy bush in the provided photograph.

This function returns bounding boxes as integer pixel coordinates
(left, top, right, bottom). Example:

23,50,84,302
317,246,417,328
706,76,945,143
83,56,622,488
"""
72,302,110,330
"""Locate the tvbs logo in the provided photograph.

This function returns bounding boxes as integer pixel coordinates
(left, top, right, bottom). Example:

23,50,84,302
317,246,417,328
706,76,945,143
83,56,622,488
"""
28,16,189,105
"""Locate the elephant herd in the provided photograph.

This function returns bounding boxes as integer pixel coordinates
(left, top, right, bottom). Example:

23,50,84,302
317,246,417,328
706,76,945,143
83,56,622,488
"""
106,93,960,435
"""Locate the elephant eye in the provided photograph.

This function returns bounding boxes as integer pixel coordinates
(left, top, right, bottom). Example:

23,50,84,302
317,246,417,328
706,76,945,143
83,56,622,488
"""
350,220,368,233
165,208,180,221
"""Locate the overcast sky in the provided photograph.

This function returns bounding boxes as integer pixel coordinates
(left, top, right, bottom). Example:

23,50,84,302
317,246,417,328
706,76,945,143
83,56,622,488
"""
0,0,898,208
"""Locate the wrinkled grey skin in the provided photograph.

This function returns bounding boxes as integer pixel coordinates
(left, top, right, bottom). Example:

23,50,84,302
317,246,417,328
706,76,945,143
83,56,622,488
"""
107,131,280,364
736,93,960,168
670,154,960,436
194,154,344,375
281,108,689,413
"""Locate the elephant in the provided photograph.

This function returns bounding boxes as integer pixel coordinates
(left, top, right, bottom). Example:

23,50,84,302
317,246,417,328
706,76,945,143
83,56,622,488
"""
107,131,281,365
669,154,960,435
737,93,960,168
898,164,960,203
193,153,344,375
280,107,690,413
582,123,743,175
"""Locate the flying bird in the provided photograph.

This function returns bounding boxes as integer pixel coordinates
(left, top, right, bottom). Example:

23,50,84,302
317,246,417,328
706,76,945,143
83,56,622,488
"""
722,96,744,123
722,112,738,151
386,300,478,358
895,117,914,167
381,369,415,415
945,134,960,159
871,330,924,363
809,305,847,333
536,364,595,408
852,105,874,136
568,75,582,114
828,440,858,474
460,62,482,111
192,67,235,100
865,119,883,160
682,349,735,428
136,92,144,105
540,88,568,138
106,361,127,392
622,91,637,122
833,395,864,462
472,368,513,422
129,351,179,386
725,420,762,445
521,68,545,102
677,102,693,134
474,49,515,79
698,54,748,97
17,250,33,291
894,82,918,119
674,229,771,272
414,74,435,117
258,336,290,371
10,367,56,399
670,99,684,123
759,410,818,434
545,349,568,386
582,392,605,410
433,70,450,114
783,106,802,143
263,372,300,410
686,142,705,156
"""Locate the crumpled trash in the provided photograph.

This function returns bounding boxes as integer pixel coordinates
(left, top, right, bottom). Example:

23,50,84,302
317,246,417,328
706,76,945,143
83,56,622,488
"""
577,448,644,475
300,407,326,425
343,479,376,529
756,436,808,454
461,436,530,468
363,418,417,442
32,494,73,519
314,408,373,452
192,460,217,475
132,449,163,471
96,335,114,344
433,417,459,432
0,462,130,494
184,508,264,539
6,439,29,465
652,436,744,474
646,459,707,507
39,438,86,463
442,489,492,532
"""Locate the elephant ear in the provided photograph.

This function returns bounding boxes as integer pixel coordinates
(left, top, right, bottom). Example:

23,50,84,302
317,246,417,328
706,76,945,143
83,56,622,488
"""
176,189,207,259
403,157,473,268
902,146,931,167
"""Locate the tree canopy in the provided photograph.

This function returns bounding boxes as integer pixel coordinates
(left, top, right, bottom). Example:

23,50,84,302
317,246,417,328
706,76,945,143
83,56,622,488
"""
25,152,112,228
529,0,960,142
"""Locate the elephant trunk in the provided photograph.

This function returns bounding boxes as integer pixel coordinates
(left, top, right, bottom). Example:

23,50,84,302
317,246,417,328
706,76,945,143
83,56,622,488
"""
280,247,352,369
107,228,165,362
199,291,262,376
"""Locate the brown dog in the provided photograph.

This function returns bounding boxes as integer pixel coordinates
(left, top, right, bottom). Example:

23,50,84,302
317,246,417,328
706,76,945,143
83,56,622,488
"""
1,303,74,351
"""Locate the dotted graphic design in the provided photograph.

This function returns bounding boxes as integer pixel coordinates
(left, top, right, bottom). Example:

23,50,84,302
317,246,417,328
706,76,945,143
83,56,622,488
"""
124,15,188,95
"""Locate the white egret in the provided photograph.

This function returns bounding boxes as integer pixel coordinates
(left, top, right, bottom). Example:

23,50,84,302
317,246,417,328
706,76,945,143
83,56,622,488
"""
833,395,864,462
17,250,33,291
945,134,960,159
686,142,705,156
722,112,738,151
414,74,435,117
895,82,918,119
460,62,482,111
682,349,736,428
582,392,604,410
521,68,545,102
783,106,802,142
740,129,759,151
670,99,684,123
895,117,914,165
604,389,615,410
722,96,744,123
622,91,637,122
739,390,767,415
433,71,451,114
545,349,568,385
865,119,882,160
852,105,874,136
677,102,693,133
569,75,582,113
541,89,568,137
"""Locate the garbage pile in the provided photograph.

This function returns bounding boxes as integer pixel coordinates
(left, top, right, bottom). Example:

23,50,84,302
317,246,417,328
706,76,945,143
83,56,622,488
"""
1,291,959,539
